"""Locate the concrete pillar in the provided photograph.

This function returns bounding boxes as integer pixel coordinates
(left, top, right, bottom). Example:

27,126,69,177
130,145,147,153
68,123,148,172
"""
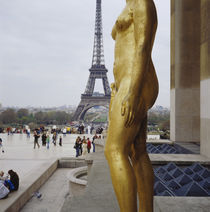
200,0,210,156
170,0,200,142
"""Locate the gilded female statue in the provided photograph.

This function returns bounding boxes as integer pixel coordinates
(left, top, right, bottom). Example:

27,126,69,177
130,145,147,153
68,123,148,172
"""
105,0,158,211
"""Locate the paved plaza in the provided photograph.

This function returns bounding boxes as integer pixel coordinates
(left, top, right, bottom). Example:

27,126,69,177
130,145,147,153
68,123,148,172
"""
0,133,94,212
21,168,71,212
1,134,210,212
0,134,83,179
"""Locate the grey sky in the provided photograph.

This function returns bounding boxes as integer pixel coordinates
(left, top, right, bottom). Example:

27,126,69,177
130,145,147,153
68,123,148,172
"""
0,0,170,108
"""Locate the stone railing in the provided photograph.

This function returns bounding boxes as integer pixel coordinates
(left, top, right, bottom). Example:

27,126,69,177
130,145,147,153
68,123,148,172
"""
67,166,88,197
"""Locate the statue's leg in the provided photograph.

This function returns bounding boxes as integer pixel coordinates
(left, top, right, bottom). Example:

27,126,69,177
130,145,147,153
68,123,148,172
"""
130,116,154,212
105,92,140,212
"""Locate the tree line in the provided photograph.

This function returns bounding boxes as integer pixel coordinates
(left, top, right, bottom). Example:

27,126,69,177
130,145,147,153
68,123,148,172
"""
0,108,170,132
148,111,170,132
0,108,73,127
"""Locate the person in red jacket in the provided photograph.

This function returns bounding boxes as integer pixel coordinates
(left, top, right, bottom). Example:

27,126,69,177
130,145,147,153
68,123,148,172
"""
87,138,91,153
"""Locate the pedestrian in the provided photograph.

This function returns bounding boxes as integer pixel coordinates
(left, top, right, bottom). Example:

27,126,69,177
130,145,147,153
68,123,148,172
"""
74,137,80,157
52,132,57,146
26,128,30,138
92,134,97,153
42,133,47,146
82,140,87,156
90,125,94,134
46,134,50,149
33,131,40,149
87,138,91,153
63,128,67,136
80,136,86,155
59,136,62,146
87,125,91,134
0,138,4,153
77,125,80,134
6,127,10,135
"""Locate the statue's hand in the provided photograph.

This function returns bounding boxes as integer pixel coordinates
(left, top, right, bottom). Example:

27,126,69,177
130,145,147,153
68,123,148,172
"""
121,94,137,128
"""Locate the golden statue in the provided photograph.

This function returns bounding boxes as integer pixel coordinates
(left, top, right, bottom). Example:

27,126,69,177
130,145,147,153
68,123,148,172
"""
105,0,158,211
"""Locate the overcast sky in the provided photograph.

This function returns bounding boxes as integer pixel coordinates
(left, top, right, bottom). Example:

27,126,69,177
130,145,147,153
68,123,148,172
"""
0,0,170,108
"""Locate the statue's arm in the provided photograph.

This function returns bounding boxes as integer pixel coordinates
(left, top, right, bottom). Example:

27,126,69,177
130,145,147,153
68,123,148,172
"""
129,0,157,96
121,0,157,127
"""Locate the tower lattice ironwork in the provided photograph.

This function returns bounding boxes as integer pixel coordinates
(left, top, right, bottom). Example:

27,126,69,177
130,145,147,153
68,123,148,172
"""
73,0,111,121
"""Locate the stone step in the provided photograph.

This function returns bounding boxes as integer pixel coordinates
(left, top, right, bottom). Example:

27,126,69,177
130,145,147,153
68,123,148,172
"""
1,160,58,212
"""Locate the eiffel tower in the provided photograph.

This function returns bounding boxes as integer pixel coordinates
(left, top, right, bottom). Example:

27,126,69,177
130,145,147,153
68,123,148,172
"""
73,0,111,121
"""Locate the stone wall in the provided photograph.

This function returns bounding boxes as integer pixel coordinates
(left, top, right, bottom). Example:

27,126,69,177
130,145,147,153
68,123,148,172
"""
170,0,200,142
200,0,210,156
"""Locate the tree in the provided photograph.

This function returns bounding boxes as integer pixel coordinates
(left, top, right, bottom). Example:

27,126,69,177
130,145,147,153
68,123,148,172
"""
0,108,17,124
159,120,170,132
17,108,29,118
34,111,44,124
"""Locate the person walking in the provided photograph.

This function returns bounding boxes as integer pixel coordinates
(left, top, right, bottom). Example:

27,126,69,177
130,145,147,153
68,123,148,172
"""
42,133,47,146
87,138,91,153
92,134,97,153
82,140,87,156
80,136,86,155
26,128,30,138
46,134,50,149
33,131,40,149
63,128,67,136
59,136,62,146
74,137,80,157
52,132,57,146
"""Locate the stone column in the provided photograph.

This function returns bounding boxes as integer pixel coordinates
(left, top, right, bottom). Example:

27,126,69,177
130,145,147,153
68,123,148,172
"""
200,0,210,156
170,0,200,142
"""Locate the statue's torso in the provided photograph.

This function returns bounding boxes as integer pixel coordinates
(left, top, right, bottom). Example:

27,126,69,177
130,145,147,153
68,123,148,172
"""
112,4,134,89
112,2,158,108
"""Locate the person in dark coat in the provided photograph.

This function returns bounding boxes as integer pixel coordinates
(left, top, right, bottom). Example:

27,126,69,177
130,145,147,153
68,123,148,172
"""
59,136,62,146
5,170,19,191
42,133,47,146
74,137,81,157
33,130,40,149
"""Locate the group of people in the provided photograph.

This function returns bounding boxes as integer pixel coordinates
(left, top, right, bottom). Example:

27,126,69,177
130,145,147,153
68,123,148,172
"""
33,130,63,149
0,170,19,199
74,134,97,157
77,124,98,135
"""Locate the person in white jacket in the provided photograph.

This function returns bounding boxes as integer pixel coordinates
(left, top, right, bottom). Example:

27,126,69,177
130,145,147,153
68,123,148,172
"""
0,171,9,199
82,141,87,156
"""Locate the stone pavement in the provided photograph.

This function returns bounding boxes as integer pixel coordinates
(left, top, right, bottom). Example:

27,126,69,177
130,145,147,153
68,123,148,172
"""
0,133,92,212
61,146,210,212
0,159,58,212
21,168,71,212
1,134,210,212
175,141,200,154
0,134,78,185
61,152,120,212
0,133,78,160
